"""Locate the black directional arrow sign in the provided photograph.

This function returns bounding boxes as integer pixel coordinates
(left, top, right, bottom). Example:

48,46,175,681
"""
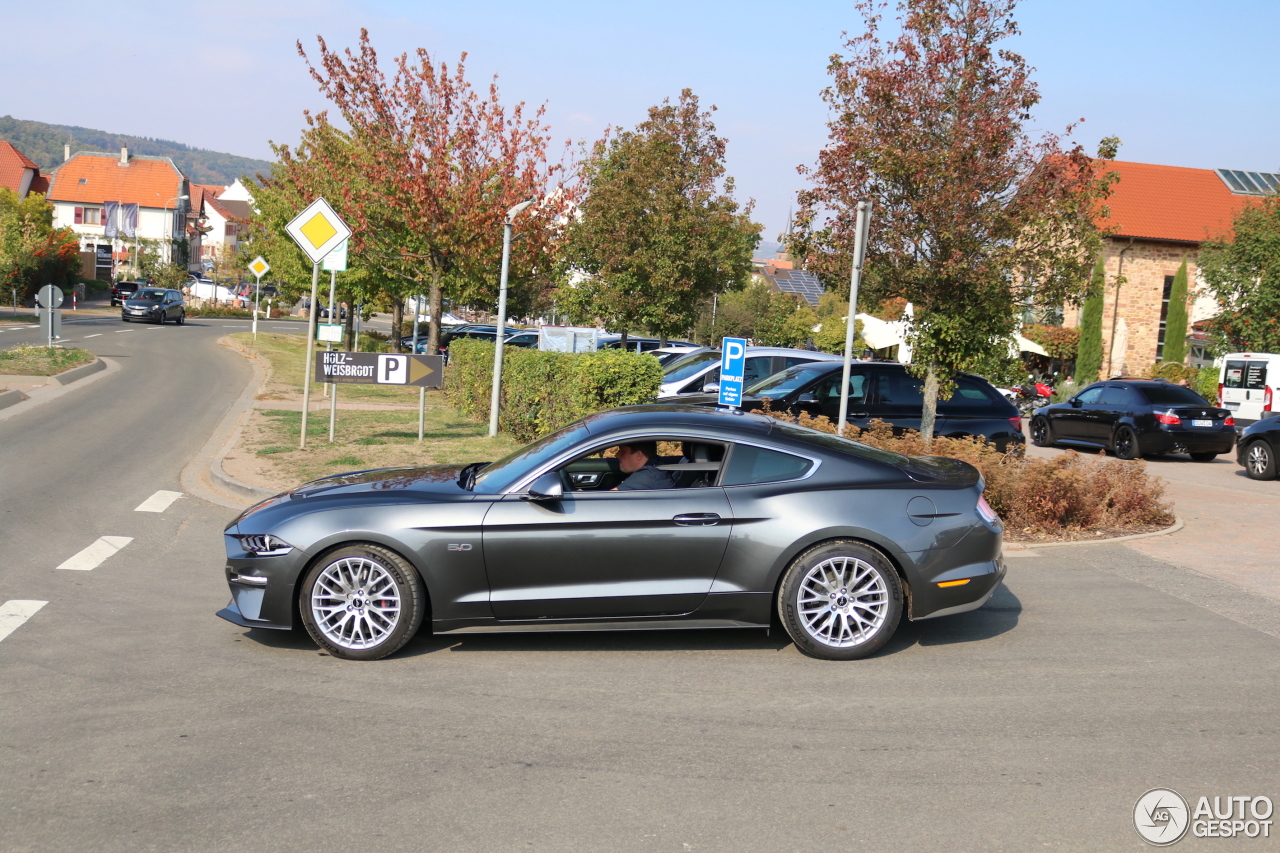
315,352,444,387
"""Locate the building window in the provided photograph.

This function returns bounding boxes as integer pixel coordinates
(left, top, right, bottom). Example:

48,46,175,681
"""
1156,275,1174,360
74,207,102,225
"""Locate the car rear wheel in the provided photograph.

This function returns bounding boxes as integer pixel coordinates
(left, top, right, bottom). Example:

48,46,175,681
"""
1030,416,1051,447
1189,451,1217,463
1113,426,1139,460
176,310,185,325
1244,441,1276,479
779,541,902,661
299,543,426,661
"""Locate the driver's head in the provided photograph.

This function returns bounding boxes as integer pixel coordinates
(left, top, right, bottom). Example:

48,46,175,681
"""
615,441,657,474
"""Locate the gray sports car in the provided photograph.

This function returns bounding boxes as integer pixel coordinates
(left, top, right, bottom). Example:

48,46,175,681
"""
218,405,1006,661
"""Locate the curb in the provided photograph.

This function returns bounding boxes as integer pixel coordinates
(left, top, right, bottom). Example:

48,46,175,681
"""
1005,515,1185,551
0,357,120,424
53,358,106,386
0,388,30,410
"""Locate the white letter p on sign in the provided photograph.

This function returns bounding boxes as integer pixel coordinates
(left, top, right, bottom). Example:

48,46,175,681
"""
377,355,408,384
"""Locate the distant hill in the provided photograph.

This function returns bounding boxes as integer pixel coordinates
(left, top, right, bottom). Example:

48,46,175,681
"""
0,115,272,186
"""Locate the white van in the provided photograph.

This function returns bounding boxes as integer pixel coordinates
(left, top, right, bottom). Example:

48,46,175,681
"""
1219,353,1277,425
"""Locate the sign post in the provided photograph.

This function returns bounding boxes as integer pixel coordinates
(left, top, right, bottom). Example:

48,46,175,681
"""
717,336,748,408
321,240,348,442
247,256,270,339
285,198,351,449
837,201,872,436
37,285,64,348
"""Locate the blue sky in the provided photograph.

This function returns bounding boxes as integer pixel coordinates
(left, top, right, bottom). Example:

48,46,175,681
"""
4,0,1276,249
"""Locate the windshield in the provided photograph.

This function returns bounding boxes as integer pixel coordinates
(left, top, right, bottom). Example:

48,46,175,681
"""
1140,385,1211,406
769,419,911,467
132,289,166,301
662,351,721,384
470,421,591,493
746,363,832,398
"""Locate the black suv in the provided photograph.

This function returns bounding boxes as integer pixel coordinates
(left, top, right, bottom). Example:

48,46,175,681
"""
121,287,186,324
110,281,142,306
1030,378,1235,461
663,360,1025,452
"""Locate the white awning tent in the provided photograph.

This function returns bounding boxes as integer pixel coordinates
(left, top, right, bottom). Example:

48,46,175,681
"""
1015,335,1048,357
822,305,1051,365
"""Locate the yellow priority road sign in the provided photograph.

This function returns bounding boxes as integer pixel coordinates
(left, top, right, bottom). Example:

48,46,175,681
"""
248,256,270,278
285,198,352,264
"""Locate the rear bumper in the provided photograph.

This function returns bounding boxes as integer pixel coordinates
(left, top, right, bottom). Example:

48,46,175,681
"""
1142,427,1235,455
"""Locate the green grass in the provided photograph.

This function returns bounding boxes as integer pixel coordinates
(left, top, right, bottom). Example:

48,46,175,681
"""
0,344,96,376
0,314,39,324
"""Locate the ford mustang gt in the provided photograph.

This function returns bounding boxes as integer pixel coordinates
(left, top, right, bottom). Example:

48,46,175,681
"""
218,405,1006,661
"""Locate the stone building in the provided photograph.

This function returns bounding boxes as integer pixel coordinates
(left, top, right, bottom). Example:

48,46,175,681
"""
1063,160,1275,378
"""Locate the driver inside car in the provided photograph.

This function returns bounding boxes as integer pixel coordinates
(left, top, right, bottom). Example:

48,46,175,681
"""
611,441,676,491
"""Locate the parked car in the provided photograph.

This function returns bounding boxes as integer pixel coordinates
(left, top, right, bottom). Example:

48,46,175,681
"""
1218,353,1277,426
110,280,142,307
598,335,696,353
1030,378,1235,461
664,360,1025,452
217,404,1005,661
658,347,843,397
1235,415,1280,479
121,287,186,324
652,345,701,366
503,331,540,349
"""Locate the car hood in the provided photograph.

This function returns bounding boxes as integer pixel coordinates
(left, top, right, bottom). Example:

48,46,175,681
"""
123,298,162,307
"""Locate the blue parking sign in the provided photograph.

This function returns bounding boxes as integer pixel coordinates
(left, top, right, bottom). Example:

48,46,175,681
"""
718,337,748,407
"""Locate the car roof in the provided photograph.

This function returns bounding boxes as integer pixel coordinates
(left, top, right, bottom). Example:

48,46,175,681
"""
580,404,776,436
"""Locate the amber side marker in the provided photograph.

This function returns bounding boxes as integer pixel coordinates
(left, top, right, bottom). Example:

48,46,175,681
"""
936,579,971,588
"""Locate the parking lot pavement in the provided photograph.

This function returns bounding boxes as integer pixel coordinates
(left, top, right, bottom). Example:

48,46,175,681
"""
1025,439,1280,604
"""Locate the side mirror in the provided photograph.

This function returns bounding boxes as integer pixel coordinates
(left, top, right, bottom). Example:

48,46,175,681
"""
702,381,720,393
524,472,563,501
1069,398,1082,408
796,392,818,404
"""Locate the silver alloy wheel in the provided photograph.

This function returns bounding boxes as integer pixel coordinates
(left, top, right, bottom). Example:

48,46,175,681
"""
1248,443,1271,476
311,556,401,650
797,556,889,648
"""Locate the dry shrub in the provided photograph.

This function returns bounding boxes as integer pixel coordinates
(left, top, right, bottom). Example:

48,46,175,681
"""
774,411,1173,538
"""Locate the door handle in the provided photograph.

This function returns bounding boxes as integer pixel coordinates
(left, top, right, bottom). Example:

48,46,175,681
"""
848,411,869,419
673,513,721,526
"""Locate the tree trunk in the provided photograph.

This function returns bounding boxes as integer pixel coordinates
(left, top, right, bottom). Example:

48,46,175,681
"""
343,298,356,351
920,362,939,446
659,334,669,347
391,299,404,352
619,329,628,348
427,271,443,355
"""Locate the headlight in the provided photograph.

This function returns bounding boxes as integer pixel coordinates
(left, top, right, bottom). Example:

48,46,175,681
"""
236,534,294,556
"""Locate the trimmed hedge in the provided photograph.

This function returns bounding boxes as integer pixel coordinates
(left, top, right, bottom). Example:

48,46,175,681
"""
444,339,664,441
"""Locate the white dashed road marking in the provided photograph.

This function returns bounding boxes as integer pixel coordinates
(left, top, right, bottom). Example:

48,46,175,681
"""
115,329,132,333
135,490,183,513
56,536,133,571
0,600,48,643
84,334,102,338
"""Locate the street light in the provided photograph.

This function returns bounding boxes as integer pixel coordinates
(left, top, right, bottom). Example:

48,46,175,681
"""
488,198,536,437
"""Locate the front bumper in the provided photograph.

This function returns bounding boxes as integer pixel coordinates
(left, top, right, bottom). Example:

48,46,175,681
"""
215,539,308,630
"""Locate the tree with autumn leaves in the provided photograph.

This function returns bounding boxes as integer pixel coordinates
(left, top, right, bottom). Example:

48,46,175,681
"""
0,187,79,304
793,0,1117,441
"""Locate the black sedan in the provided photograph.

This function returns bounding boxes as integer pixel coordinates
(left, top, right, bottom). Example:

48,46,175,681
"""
1030,379,1235,461
218,406,1005,662
1236,415,1280,479
664,360,1025,452
121,288,186,324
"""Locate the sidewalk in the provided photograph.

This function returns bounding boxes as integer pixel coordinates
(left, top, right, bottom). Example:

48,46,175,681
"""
1024,438,1280,603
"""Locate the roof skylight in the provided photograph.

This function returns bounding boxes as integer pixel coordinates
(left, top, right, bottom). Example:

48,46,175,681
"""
1216,169,1280,196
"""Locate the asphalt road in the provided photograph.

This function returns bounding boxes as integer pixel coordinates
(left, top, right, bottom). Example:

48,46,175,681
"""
1,320,1278,851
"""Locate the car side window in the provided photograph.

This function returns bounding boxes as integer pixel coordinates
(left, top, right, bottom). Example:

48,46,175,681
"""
1076,386,1105,404
812,371,870,404
938,376,999,412
877,371,925,406
742,357,774,384
1099,386,1129,406
721,444,814,486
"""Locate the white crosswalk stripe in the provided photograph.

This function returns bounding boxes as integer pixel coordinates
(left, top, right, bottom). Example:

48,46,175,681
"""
56,536,133,571
135,490,183,513
0,600,48,644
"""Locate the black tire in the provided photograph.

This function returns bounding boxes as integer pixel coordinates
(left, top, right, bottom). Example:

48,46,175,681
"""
155,312,165,325
1189,451,1217,463
1113,426,1139,460
778,540,902,661
1244,440,1277,480
176,310,185,325
298,543,426,661
1030,416,1052,447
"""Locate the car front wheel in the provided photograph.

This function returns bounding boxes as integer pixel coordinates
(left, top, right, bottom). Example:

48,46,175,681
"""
1245,440,1276,479
779,540,902,661
299,543,426,661
1030,416,1051,447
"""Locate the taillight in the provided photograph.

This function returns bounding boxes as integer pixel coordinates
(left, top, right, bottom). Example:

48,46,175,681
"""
1218,383,1224,406
977,495,1000,525
1225,416,1235,426
1156,412,1181,425
1266,386,1274,412
1008,415,1022,432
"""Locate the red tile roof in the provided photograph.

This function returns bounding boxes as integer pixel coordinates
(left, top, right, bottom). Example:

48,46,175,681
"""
29,173,49,195
1095,159,1259,244
46,152,185,208
0,140,40,195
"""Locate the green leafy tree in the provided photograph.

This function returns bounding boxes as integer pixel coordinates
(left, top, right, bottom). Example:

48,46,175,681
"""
1161,258,1189,363
1199,193,1280,353
792,0,1118,440
559,89,761,344
1075,258,1105,382
0,188,79,302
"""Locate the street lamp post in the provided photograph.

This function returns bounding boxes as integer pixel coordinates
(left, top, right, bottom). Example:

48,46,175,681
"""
488,199,536,438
